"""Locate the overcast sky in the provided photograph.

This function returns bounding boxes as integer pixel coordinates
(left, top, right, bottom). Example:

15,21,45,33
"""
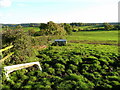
0,0,119,24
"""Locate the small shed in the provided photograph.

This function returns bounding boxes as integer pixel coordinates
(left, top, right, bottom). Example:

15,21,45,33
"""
52,39,67,46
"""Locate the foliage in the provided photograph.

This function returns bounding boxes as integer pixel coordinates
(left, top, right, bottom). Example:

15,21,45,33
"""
2,43,119,89
2,28,37,65
103,23,114,30
63,23,72,35
39,21,66,36
1,23,119,89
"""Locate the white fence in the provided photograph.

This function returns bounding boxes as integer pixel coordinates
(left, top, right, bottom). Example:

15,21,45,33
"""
4,61,42,80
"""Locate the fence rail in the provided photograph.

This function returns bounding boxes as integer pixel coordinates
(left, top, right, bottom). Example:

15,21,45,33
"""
0,45,13,53
0,45,14,63
0,52,14,63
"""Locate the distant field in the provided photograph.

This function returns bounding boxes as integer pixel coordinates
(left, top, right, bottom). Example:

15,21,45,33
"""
2,27,40,32
22,27,40,32
2,26,119,45
66,30,118,45
79,25,104,30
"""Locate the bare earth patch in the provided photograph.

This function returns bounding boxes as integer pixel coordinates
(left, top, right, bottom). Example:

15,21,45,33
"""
32,45,47,50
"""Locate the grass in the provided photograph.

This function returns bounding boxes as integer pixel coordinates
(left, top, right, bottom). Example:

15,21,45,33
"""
2,26,118,46
22,27,40,32
78,25,104,30
2,27,40,32
65,30,118,45
52,43,118,54
33,30,118,46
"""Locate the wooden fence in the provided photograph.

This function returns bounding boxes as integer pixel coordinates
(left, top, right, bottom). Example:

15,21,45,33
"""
1,45,42,80
0,45,14,63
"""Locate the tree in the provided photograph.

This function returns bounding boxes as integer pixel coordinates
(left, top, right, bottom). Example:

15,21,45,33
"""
28,29,36,36
16,25,23,30
114,24,120,30
4,26,9,31
11,30,36,64
103,23,114,30
39,21,66,36
63,23,72,35
29,23,35,27
2,28,36,64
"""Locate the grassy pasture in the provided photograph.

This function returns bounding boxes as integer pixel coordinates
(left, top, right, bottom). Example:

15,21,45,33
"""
22,27,40,32
65,30,118,45
2,26,118,46
32,30,118,46
78,25,104,30
2,27,40,32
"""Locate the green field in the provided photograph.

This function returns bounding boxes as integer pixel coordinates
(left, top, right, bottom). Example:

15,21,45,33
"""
78,25,104,30
2,27,40,32
31,30,119,46
66,30,118,45
22,27,40,32
67,30,118,41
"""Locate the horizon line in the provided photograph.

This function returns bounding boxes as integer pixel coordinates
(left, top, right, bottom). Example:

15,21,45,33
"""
1,22,119,24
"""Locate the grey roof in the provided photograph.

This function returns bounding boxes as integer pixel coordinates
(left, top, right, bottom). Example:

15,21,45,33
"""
55,39,66,41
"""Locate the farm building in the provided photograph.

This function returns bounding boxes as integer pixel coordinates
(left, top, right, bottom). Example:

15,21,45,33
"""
52,39,67,46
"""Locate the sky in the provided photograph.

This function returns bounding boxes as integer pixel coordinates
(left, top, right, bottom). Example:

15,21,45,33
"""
0,0,119,24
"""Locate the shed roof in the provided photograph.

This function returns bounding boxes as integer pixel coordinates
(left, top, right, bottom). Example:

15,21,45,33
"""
55,39,66,41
